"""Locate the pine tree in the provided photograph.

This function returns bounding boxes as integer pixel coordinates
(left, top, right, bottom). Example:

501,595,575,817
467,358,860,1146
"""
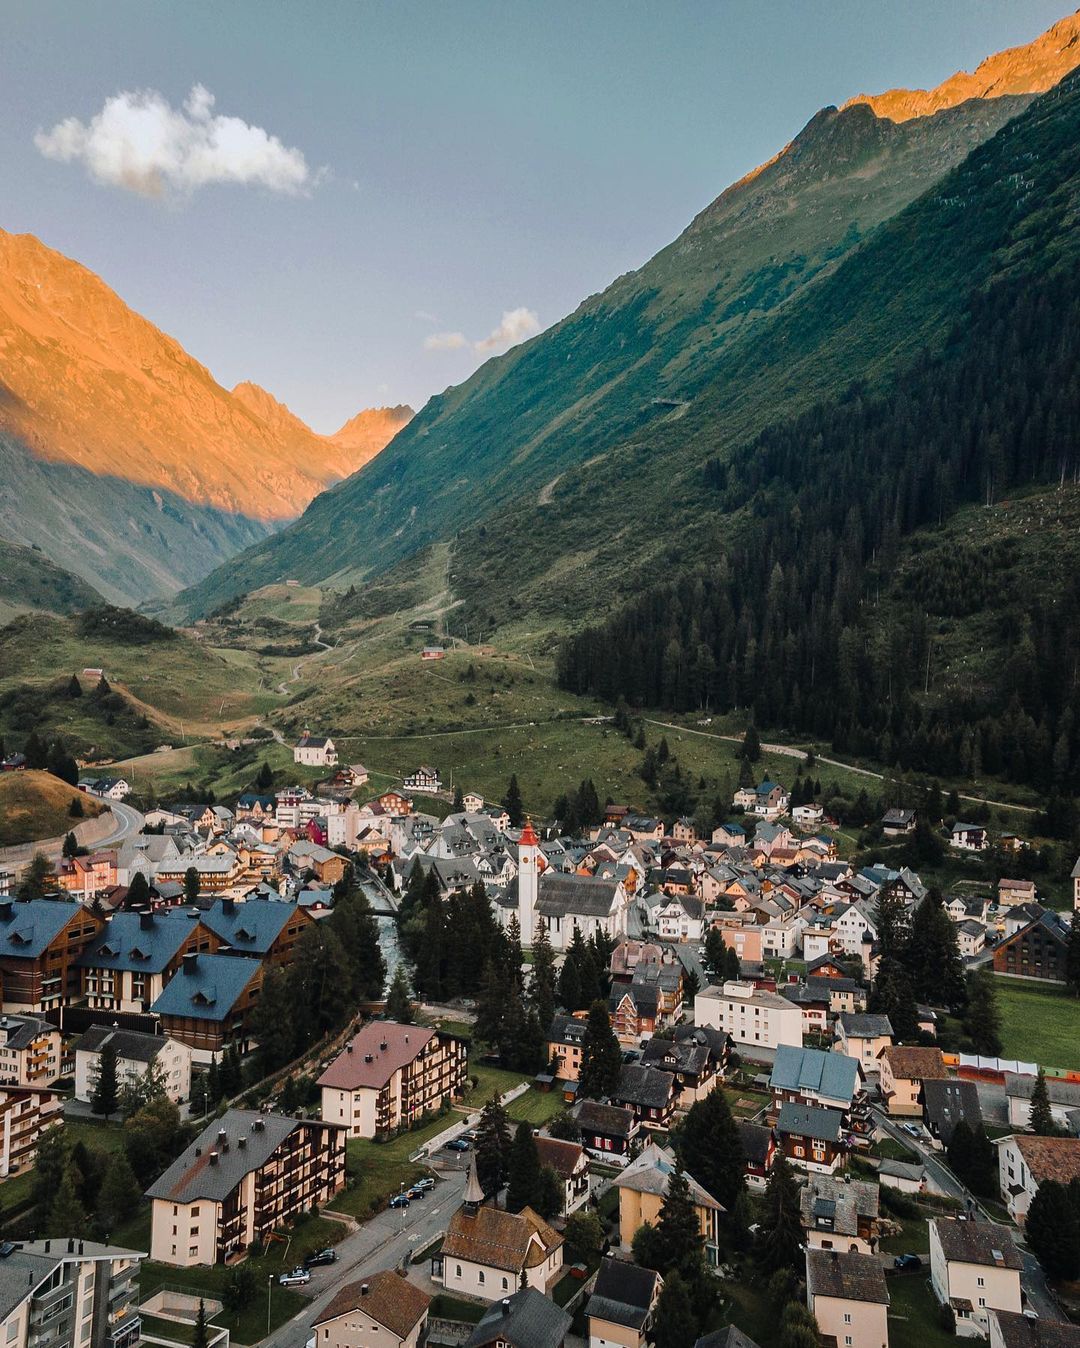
126,871,151,907
724,946,741,982
416,885,446,999
475,1095,511,1198
453,785,464,812
1026,1180,1080,1281
654,1166,704,1280
577,1000,622,1101
547,1110,581,1142
386,966,415,1023
183,866,200,903
651,1271,698,1348
503,775,524,828
506,1121,542,1213
91,1039,119,1119
906,890,965,1010
704,928,727,976
870,955,918,1042
676,1088,745,1209
1067,909,1080,998
332,890,386,1000
964,969,1003,1056
756,1151,803,1273
475,952,510,1049
251,968,295,1075
1030,1067,1056,1136
255,761,274,791
18,853,57,900
47,1164,88,1236
534,1166,563,1220
779,1303,822,1348
95,1150,142,1234
192,1300,208,1348
67,674,82,699
742,724,761,763
556,953,582,1013
531,918,557,1032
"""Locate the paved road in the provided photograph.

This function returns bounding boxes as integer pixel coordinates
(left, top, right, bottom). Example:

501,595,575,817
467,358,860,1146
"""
263,1167,468,1348
94,799,145,847
871,1106,1062,1322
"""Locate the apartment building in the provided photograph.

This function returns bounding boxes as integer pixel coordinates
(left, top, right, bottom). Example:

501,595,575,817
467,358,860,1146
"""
929,1218,1023,1338
150,952,264,1062
319,1021,468,1139
694,981,803,1051
0,899,105,1013
147,1109,346,1266
0,1084,63,1176
547,1013,587,1083
77,910,215,1014
75,1026,192,1106
805,1249,889,1348
879,1046,949,1117
0,1014,61,1086
0,1238,143,1348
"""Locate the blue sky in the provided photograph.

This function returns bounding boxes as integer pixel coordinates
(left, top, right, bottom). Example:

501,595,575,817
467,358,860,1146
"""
1,1,1071,431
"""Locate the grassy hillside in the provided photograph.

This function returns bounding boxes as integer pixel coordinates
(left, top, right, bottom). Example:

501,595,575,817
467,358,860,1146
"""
0,770,105,847
0,537,101,622
176,91,1035,619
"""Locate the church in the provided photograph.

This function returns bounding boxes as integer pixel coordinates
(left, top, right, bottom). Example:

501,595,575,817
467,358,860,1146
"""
496,821,631,951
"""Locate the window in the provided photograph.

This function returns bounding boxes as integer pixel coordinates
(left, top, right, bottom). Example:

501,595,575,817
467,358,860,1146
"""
478,1272,485,1285
456,1266,462,1277
977,1277,984,1287
502,1278,509,1290
844,1314,851,1324
189,1246,198,1258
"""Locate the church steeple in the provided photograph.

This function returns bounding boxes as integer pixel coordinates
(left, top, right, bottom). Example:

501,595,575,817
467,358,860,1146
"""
517,818,539,948
462,1155,484,1213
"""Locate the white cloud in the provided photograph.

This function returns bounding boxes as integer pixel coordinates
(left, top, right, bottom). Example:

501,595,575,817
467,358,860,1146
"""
475,307,540,352
35,84,316,199
423,306,541,356
423,331,470,351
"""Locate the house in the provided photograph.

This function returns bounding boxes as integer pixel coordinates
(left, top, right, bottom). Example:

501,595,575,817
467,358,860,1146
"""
641,1032,725,1108
988,1311,1080,1348
672,817,697,844
800,1174,879,1253
200,896,313,969
929,1217,1023,1339
996,1133,1080,1222
952,822,989,852
751,782,789,820
420,646,445,661
878,1157,928,1195
993,911,1070,983
777,1102,846,1173
652,894,704,942
997,879,1037,908
694,981,803,1053
0,1013,61,1086
294,732,338,767
57,850,119,900
738,1120,776,1189
0,898,105,1012
610,964,683,1044
882,807,917,836
403,765,442,794
313,1271,430,1348
769,1044,867,1134
147,1109,346,1265
879,1046,949,1117
609,1063,677,1131
75,1026,191,1105
510,825,630,950
0,1240,142,1348
547,1013,587,1082
805,1248,889,1348
77,909,213,1014
572,1099,638,1162
150,952,264,1061
834,1013,892,1074
435,1164,563,1297
1005,1071,1080,1131
318,1021,468,1138
465,1288,571,1348
613,1142,723,1265
957,919,987,959
0,1084,63,1176
535,1136,590,1215
586,1258,661,1348
922,1078,983,1146
793,803,824,829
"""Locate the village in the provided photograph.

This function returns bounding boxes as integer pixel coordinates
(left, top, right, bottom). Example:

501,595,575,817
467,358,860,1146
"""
0,721,1075,1348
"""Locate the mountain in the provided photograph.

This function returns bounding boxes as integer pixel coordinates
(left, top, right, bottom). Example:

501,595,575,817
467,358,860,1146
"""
0,229,411,603
177,8,1080,618
0,536,101,621
327,405,414,459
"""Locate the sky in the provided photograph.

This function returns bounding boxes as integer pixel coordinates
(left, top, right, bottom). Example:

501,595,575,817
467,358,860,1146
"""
1,1,1072,432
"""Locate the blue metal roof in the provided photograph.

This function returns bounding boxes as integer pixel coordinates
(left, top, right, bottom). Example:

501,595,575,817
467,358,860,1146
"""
0,899,92,958
200,898,297,953
770,1044,858,1104
76,909,199,973
150,953,261,1023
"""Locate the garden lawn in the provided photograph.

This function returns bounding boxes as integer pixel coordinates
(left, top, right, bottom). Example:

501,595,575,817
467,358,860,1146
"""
995,977,1080,1071
880,1214,932,1256
460,1063,529,1109
887,1274,956,1348
328,1113,448,1219
505,1088,566,1126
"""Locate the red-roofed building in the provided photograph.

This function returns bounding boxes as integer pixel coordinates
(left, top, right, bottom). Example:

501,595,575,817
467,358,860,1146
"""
318,1020,468,1138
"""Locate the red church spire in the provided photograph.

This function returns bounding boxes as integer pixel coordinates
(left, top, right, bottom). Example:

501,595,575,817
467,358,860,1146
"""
519,817,539,846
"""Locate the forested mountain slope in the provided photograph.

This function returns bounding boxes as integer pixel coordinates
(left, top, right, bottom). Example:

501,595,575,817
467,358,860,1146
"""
176,11,1080,617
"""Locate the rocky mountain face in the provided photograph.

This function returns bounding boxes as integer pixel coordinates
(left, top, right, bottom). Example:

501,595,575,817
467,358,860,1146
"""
0,229,411,602
177,9,1080,619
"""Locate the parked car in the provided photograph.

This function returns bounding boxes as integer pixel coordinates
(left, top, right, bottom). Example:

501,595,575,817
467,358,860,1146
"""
413,1176,436,1192
279,1268,311,1286
893,1254,922,1272
407,1185,426,1200
389,1194,411,1209
304,1249,337,1268
446,1137,471,1152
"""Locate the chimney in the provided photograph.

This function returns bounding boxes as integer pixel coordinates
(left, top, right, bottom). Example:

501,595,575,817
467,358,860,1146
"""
346,1043,353,1054
195,1147,202,1157
253,1117,265,1132
68,1239,74,1254
0,902,11,922
379,1041,388,1052
140,911,154,930
183,952,198,974
238,1136,247,1149
209,1151,219,1165
223,897,236,914
361,1283,369,1297
502,1299,510,1315
217,1128,227,1145
364,1054,374,1063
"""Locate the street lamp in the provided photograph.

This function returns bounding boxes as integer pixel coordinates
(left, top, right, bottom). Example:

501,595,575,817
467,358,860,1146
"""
267,1274,273,1336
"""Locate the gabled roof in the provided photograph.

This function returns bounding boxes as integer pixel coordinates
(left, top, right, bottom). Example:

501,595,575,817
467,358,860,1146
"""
0,898,92,957
838,1012,892,1040
200,898,302,953
534,1136,585,1181
318,1022,438,1091
588,1257,660,1329
988,1310,1080,1348
922,1078,982,1143
150,953,261,1023
0,1013,55,1050
146,1110,323,1203
777,1101,844,1142
612,1063,675,1111
805,1248,888,1306
932,1217,1022,1271
695,1329,762,1348
442,1203,562,1274
315,1270,430,1339
613,1142,723,1211
464,1287,571,1348
76,910,198,973
880,1046,948,1082
770,1044,859,1105
572,1099,635,1138
78,1024,171,1064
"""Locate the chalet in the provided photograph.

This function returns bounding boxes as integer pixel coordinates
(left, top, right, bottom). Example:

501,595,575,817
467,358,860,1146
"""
610,963,683,1043
57,850,118,900
535,1136,590,1215
951,822,989,852
882,807,917,836
572,1099,638,1161
993,910,1069,983
752,781,789,819
614,1142,722,1265
420,646,445,660
610,1063,677,1131
150,951,263,1061
793,803,824,829
922,1077,982,1146
314,1271,431,1348
956,918,986,959
294,732,338,768
77,909,214,1014
712,823,746,848
465,1289,569,1348
997,878,1037,908
546,1013,587,1082
200,896,312,968
879,1046,949,1117
640,1033,724,1108
671,817,697,844
800,1174,879,1254
770,1044,865,1126
0,898,105,1013
738,1120,776,1190
777,1102,846,1173
587,1259,661,1348
403,766,442,794
805,1249,889,1348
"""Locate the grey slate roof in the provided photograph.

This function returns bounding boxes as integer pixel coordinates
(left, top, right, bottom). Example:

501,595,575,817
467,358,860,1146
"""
464,1287,571,1348
695,1330,762,1348
922,1078,982,1143
588,1257,659,1329
0,1241,142,1325
1005,1073,1080,1107
572,1099,635,1138
535,871,619,919
201,898,298,953
838,1012,892,1039
78,1024,169,1063
0,1013,54,1050
612,1063,675,1111
806,1248,889,1305
777,1101,844,1143
146,1109,310,1203
932,1217,1023,1270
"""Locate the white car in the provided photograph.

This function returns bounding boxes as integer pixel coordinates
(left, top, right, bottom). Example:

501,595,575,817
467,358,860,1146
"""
278,1267,311,1287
